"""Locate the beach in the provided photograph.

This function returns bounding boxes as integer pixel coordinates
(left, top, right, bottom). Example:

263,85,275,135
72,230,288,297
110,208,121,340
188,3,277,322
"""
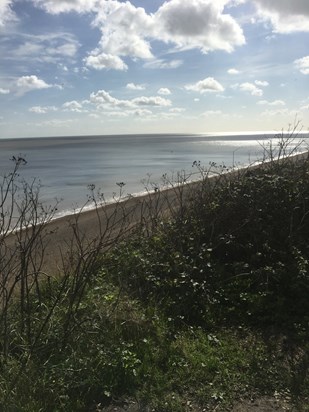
2,149,309,412
4,177,192,274
2,132,307,218
3,150,309,275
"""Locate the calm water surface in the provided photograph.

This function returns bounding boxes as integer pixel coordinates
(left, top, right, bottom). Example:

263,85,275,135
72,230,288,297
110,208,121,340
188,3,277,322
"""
0,133,308,217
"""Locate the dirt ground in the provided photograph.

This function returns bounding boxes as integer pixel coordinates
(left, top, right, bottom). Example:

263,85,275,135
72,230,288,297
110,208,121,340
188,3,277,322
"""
98,395,302,412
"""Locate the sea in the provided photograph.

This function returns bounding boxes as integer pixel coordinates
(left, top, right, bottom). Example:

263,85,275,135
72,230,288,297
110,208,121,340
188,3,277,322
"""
0,132,308,219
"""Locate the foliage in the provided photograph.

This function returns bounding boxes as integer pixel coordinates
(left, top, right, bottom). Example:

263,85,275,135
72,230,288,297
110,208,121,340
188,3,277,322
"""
109,156,309,332
0,146,309,410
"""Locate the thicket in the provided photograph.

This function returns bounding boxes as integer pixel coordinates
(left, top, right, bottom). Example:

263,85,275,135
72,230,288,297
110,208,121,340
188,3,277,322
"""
0,137,309,411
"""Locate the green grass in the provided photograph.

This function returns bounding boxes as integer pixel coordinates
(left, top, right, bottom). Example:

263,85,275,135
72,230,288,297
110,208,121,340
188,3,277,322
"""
1,155,309,411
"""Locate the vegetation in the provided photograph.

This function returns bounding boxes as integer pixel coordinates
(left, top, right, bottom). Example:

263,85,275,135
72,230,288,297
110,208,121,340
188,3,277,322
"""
0,135,309,411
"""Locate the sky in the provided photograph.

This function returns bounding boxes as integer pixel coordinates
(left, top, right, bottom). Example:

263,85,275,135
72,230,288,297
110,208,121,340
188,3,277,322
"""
0,0,308,138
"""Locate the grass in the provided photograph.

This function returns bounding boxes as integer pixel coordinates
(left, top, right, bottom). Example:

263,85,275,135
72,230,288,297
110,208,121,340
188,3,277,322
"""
1,145,309,411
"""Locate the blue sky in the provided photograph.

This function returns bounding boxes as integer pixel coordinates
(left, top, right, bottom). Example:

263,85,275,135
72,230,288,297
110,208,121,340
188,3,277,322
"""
0,0,308,138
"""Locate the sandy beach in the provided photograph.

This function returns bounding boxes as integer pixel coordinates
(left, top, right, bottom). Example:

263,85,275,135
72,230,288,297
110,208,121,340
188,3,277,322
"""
3,151,308,275
3,175,201,274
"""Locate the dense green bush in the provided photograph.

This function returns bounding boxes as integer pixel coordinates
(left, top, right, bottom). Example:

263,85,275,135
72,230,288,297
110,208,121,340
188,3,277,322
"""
108,157,309,332
1,154,309,411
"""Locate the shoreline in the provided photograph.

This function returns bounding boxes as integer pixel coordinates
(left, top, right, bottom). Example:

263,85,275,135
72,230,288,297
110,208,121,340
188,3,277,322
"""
4,150,309,274
42,141,309,225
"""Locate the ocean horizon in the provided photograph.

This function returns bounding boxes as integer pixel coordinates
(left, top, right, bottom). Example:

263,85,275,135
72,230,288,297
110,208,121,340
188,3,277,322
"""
1,132,308,220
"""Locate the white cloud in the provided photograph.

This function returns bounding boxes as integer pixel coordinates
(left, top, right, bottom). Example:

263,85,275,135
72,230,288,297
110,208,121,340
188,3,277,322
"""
132,96,171,107
90,90,133,108
294,56,309,75
92,0,245,61
58,63,68,71
62,100,84,112
93,1,154,61
227,0,247,6
3,32,80,66
144,59,183,70
90,89,171,109
252,0,309,33
257,100,285,106
158,88,171,96
154,0,245,53
0,0,16,27
15,75,53,95
233,82,263,96
134,109,152,117
84,52,128,71
227,68,240,75
0,87,10,94
89,113,100,119
185,77,224,93
126,83,145,91
31,0,245,70
169,107,185,113
31,0,97,14
104,111,130,118
255,80,269,87
47,42,78,58
29,105,58,114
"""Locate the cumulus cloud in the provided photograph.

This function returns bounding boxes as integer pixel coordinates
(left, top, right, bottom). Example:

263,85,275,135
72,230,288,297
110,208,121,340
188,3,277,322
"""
15,75,53,95
92,1,154,63
154,0,245,53
31,0,97,14
255,80,269,86
233,82,263,96
294,56,309,74
185,77,224,93
30,0,245,70
252,0,309,33
158,88,171,95
0,88,10,94
104,111,130,118
90,89,171,109
0,0,16,27
62,100,84,112
132,96,171,107
227,68,240,75
29,105,58,113
126,83,145,91
90,90,133,108
84,52,128,71
134,109,152,117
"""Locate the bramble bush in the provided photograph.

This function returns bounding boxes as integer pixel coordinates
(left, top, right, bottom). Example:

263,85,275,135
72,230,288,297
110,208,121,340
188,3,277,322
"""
1,138,309,410
108,155,309,332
